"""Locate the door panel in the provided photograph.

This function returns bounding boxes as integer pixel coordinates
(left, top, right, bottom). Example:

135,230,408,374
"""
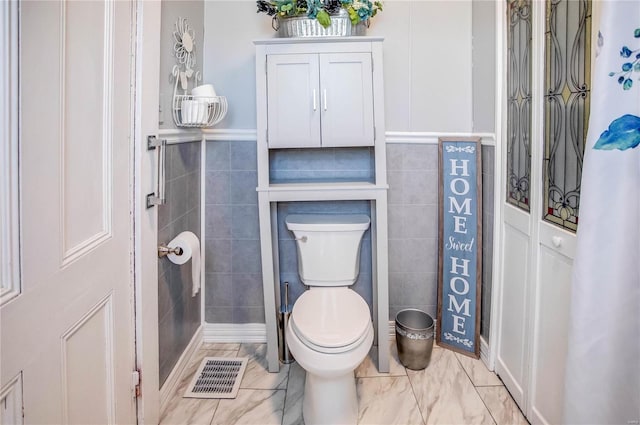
496,204,531,408
530,240,573,425
62,0,111,261
1,1,137,423
61,296,115,425
267,54,320,148
319,53,374,147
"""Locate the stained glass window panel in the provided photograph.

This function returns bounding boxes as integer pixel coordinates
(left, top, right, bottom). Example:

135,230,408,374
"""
506,0,532,211
543,0,591,231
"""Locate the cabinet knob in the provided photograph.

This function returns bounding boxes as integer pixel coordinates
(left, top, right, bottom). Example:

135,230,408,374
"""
551,236,562,248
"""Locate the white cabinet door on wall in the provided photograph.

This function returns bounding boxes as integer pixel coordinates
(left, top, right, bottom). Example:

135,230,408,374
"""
319,53,374,147
266,52,374,149
267,54,321,148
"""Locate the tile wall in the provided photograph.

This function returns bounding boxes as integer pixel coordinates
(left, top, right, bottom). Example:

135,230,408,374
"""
204,140,264,323
203,140,494,338
386,144,440,320
481,145,494,338
158,141,202,386
269,147,375,183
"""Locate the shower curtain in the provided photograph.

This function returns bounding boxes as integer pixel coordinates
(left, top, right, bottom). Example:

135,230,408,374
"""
563,2,640,424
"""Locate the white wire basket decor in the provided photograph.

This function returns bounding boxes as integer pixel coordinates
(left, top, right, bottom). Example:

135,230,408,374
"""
173,95,228,128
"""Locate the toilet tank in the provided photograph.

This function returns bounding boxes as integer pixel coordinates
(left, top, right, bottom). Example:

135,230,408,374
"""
285,214,370,286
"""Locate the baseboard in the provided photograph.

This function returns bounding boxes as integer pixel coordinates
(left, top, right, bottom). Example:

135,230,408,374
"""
203,322,267,343
159,325,203,412
480,336,491,368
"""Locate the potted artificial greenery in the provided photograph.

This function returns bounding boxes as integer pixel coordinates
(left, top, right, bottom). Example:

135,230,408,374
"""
257,0,382,36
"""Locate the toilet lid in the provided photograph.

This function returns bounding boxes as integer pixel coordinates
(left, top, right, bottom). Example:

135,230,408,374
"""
291,288,371,350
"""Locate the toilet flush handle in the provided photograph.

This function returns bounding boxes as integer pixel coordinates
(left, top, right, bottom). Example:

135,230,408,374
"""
295,236,308,243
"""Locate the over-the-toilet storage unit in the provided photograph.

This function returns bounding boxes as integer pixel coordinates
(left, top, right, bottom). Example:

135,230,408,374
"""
254,37,389,372
254,37,390,373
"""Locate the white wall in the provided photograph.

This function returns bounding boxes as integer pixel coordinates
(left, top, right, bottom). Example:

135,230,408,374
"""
202,0,477,132
159,0,205,129
472,0,496,132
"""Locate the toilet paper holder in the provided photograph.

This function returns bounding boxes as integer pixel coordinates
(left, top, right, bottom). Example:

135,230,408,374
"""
157,245,184,258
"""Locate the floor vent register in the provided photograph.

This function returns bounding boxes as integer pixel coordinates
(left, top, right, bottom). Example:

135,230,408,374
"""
183,357,248,399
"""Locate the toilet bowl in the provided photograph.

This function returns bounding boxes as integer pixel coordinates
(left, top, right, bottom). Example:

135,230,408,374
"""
284,214,373,425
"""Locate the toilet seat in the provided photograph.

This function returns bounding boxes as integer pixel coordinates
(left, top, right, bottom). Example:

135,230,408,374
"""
290,287,371,355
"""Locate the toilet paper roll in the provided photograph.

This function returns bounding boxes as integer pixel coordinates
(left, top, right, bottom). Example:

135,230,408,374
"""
167,231,201,297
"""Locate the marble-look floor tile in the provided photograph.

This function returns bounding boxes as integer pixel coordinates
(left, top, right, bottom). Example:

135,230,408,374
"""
356,340,407,378
407,346,495,425
238,343,289,389
211,389,286,425
161,348,241,425
477,386,528,425
357,376,424,425
283,362,306,425
159,397,218,425
200,342,241,351
455,352,503,387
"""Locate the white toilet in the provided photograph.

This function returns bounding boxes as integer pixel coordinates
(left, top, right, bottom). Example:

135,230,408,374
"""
285,214,374,425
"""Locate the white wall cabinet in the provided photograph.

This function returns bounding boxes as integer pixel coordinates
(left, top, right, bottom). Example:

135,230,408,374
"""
266,51,374,149
255,37,389,374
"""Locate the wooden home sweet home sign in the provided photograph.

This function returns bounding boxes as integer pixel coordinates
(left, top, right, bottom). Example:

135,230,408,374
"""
437,137,482,358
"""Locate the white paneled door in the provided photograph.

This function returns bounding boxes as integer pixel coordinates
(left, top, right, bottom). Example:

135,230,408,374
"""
496,1,588,423
1,1,137,423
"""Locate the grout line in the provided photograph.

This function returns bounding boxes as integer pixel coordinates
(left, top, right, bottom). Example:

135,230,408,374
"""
404,366,427,425
280,360,292,425
455,352,500,425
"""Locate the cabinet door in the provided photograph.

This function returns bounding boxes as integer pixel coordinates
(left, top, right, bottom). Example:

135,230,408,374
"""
319,53,374,147
267,54,321,148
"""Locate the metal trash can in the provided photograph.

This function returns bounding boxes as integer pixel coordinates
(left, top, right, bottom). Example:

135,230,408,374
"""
395,309,434,370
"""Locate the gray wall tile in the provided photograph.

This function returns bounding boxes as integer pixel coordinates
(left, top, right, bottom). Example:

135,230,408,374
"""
157,141,202,387
206,170,230,204
231,205,259,240
230,171,258,205
206,238,232,273
206,204,232,239
403,144,438,171
233,306,265,324
231,141,258,171
232,273,264,307
402,170,438,205
231,239,262,274
206,306,235,323
207,141,230,171
404,205,438,238
386,145,404,171
206,273,234,307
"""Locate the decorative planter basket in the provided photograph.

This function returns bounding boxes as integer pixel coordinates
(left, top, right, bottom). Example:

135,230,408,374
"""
275,9,367,37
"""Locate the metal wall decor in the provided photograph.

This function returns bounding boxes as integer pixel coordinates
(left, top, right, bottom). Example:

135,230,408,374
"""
543,0,591,231
506,0,532,211
169,17,227,128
